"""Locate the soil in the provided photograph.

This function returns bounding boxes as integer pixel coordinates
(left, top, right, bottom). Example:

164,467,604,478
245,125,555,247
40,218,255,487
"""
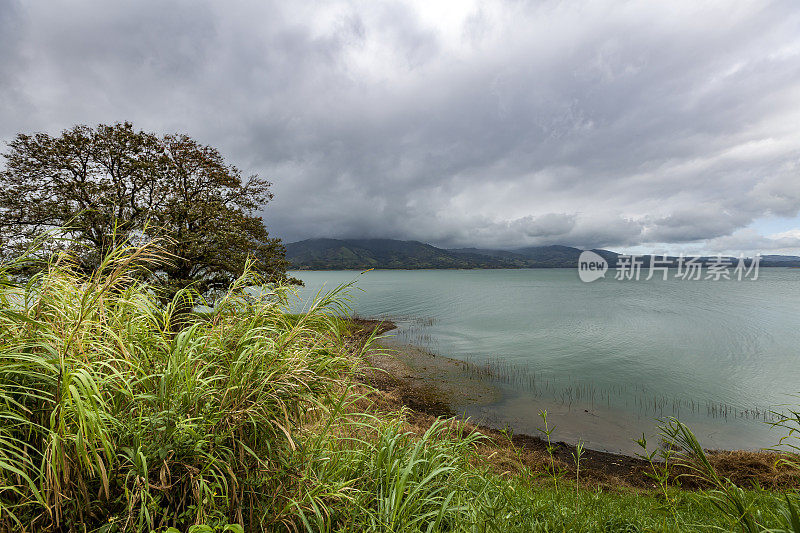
348,318,800,491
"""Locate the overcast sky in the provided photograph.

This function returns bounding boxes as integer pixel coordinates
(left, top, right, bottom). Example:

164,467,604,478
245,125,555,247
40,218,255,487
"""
2,0,800,254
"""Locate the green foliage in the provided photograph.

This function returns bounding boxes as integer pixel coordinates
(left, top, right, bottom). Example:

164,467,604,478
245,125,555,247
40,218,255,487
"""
0,240,351,531
282,413,787,532
0,122,295,300
661,417,800,533
773,401,800,471
287,417,481,532
537,409,562,494
572,439,585,514
635,429,678,506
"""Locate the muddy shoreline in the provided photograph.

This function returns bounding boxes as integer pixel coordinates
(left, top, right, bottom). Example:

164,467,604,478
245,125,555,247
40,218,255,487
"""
350,318,800,490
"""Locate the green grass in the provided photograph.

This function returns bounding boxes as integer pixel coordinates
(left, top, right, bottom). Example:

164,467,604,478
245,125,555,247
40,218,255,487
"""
0,240,799,532
0,241,364,531
278,400,800,532
286,410,795,532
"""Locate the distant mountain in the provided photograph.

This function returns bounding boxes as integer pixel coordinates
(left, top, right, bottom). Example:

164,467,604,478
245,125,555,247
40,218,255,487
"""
761,254,800,263
450,245,620,267
447,247,533,267
285,238,800,270
287,239,619,269
448,247,528,260
285,238,513,270
513,245,621,267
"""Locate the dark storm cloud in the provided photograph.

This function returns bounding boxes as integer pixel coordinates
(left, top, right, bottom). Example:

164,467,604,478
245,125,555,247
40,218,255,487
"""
1,0,800,252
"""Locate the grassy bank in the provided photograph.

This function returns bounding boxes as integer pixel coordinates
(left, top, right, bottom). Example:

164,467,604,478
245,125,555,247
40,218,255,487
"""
1,243,799,532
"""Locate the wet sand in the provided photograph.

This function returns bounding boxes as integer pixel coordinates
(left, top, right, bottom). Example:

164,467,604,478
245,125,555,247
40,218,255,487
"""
367,339,502,409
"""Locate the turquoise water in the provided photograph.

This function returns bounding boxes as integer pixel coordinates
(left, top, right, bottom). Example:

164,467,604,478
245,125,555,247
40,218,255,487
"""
289,268,800,454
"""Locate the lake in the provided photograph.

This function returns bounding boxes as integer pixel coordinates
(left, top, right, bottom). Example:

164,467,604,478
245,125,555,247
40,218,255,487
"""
289,268,800,454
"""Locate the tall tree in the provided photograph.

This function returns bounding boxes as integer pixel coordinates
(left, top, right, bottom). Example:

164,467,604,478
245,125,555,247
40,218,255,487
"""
0,122,296,297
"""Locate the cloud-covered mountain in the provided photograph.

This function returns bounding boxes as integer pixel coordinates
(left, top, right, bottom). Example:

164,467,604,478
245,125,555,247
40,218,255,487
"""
286,239,516,270
286,238,800,270
286,239,619,269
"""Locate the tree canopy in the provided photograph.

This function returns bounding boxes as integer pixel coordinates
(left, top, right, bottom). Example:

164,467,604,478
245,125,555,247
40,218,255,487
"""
0,122,296,298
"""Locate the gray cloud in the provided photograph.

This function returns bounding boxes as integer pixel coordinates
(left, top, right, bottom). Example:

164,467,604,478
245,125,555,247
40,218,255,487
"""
705,229,800,255
2,0,800,253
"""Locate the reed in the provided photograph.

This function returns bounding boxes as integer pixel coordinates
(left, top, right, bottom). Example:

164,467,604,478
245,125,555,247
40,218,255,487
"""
457,356,783,423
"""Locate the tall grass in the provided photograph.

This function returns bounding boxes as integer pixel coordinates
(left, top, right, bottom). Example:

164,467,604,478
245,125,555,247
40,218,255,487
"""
661,417,800,532
287,416,483,532
0,241,361,531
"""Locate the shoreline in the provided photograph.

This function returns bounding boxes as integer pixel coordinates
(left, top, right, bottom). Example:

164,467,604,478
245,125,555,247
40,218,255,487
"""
290,265,800,271
351,318,800,490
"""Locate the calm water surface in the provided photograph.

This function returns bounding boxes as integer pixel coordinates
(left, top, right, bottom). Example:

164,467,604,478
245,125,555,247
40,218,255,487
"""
290,268,800,454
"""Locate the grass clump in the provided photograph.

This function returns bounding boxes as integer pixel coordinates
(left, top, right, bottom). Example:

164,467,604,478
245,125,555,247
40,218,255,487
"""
0,242,359,531
660,417,800,532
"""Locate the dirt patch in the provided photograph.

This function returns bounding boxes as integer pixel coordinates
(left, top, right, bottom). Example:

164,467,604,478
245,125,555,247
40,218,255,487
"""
346,318,398,340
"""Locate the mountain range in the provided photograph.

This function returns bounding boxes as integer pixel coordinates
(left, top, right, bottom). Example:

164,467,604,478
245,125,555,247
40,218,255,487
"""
285,238,800,270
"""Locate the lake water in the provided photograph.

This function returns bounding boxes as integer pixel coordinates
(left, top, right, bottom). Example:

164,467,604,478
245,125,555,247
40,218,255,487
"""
289,268,800,454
